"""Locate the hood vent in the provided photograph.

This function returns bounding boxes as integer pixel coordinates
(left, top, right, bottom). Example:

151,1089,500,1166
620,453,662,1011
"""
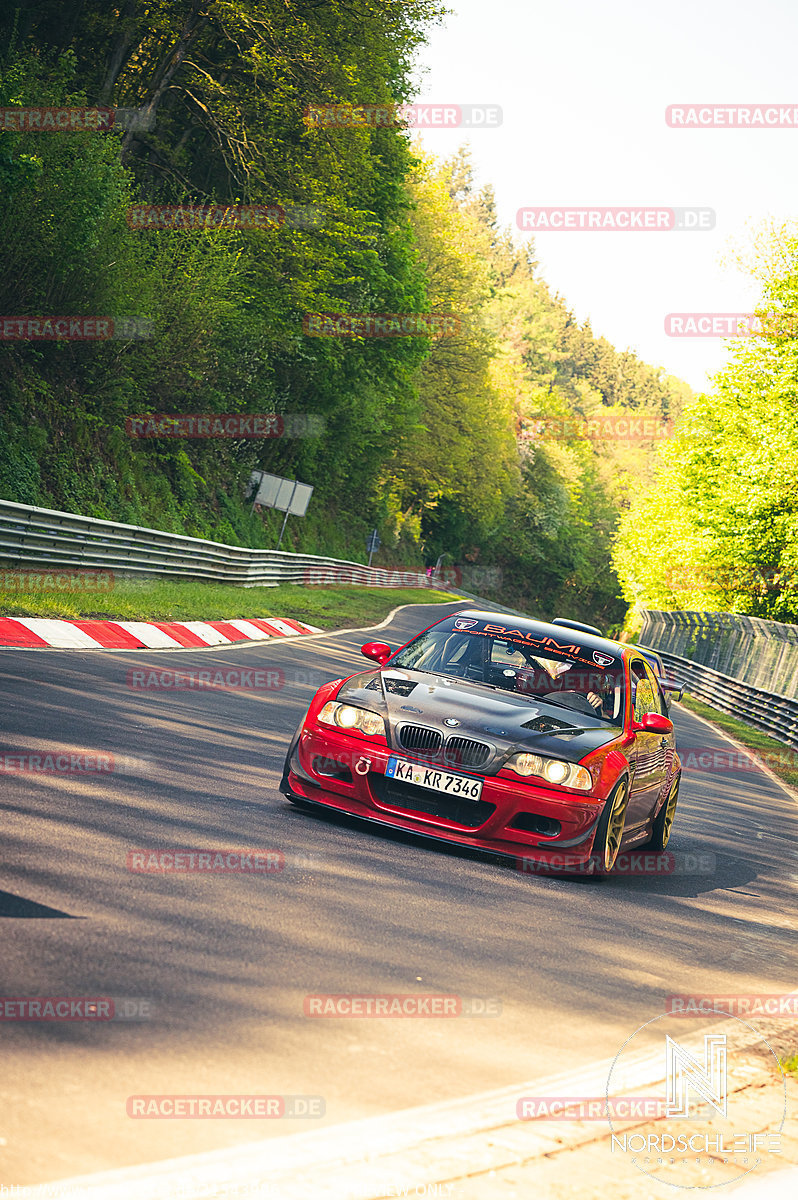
384,677,418,696
521,714,576,733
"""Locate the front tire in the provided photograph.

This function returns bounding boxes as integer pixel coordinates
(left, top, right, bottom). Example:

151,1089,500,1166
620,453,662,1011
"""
589,779,629,875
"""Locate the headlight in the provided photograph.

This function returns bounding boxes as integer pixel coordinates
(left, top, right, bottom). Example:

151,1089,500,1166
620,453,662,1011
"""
318,702,386,737
507,752,592,791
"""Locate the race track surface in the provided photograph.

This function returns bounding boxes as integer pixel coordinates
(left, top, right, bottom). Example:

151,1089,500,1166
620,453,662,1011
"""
2,602,796,1186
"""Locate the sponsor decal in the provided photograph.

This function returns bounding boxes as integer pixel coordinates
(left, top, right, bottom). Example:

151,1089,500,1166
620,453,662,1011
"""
460,623,619,669
593,651,615,666
453,618,479,630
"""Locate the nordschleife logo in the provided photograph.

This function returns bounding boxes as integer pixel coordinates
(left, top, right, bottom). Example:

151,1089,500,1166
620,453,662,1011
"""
606,1010,786,1189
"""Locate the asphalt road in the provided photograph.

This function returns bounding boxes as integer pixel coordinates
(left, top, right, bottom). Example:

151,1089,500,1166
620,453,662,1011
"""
2,601,797,1187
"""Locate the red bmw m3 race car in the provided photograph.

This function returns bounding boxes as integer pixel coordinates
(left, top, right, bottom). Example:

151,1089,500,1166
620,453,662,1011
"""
281,610,682,875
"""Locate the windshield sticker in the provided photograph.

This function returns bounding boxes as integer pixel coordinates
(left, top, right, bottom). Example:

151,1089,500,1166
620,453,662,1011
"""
453,621,620,668
453,618,479,630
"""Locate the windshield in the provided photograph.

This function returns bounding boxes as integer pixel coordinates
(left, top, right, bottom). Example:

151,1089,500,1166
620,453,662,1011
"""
391,620,626,724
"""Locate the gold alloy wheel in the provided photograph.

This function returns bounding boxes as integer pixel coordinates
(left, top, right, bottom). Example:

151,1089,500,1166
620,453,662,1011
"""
660,777,679,849
602,781,629,871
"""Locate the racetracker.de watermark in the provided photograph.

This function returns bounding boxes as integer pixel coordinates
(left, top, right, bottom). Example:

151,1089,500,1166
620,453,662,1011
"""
516,207,715,231
0,752,114,774
525,417,675,442
517,1096,674,1120
681,747,798,773
302,566,461,588
0,569,114,592
0,316,151,340
667,104,798,127
665,312,798,337
0,997,153,1021
666,994,798,1017
662,564,793,594
125,413,324,438
0,106,154,132
125,203,323,231
518,851,716,876
1,997,112,1020
127,1095,324,1118
126,668,285,692
127,849,285,873
303,313,460,337
303,994,501,1017
304,103,501,128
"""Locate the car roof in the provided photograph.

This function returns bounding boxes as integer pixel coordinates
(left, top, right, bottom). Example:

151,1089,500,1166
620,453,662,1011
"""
453,610,634,660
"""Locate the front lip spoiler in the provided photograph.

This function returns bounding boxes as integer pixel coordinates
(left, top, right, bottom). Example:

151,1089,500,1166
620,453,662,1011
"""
281,749,600,861
281,786,537,868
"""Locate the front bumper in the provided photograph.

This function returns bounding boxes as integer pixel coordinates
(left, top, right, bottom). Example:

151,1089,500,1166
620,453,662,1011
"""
282,726,607,868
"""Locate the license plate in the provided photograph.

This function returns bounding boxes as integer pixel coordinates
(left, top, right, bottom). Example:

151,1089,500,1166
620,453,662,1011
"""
385,756,483,800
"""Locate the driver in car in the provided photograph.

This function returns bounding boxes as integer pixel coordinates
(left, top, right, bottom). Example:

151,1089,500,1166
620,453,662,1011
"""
512,651,614,718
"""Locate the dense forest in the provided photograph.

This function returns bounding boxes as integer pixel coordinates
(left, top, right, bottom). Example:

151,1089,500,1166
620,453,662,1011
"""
614,223,798,624
0,0,689,626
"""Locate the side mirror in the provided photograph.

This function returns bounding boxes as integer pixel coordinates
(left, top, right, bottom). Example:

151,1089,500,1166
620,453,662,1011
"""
661,680,684,702
361,641,393,665
636,712,674,734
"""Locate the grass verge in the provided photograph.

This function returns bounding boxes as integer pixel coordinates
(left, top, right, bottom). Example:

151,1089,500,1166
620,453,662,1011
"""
677,693,798,794
0,579,462,629
781,1054,798,1079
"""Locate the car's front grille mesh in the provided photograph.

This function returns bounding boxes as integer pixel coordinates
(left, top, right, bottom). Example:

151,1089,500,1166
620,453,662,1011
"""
397,725,442,756
443,737,492,769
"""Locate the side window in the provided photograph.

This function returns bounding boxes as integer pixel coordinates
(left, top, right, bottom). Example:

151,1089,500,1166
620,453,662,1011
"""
631,661,656,722
643,663,668,716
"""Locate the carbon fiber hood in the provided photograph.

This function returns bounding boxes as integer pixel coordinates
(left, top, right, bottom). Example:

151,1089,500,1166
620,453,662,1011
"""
336,668,621,770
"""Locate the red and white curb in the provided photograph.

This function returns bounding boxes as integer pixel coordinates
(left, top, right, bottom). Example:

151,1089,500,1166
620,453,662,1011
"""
0,615,323,651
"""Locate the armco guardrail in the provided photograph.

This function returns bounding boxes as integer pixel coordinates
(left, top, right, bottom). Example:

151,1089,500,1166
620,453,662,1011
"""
639,647,798,751
639,607,798,750
639,608,798,697
0,499,431,586
0,500,519,609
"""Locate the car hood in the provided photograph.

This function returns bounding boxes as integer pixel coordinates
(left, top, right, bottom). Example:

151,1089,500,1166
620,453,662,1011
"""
336,667,621,770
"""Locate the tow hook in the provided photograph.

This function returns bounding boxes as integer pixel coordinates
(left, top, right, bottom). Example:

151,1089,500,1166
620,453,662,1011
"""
355,757,372,776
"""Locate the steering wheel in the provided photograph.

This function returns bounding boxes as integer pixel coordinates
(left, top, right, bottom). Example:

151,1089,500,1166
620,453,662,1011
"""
541,690,599,717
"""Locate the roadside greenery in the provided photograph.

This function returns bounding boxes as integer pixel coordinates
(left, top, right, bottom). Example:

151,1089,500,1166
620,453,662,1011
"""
678,695,798,794
0,578,460,628
1,2,687,625
614,224,798,624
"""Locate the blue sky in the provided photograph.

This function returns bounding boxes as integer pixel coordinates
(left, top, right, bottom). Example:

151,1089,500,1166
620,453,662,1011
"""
410,0,798,390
